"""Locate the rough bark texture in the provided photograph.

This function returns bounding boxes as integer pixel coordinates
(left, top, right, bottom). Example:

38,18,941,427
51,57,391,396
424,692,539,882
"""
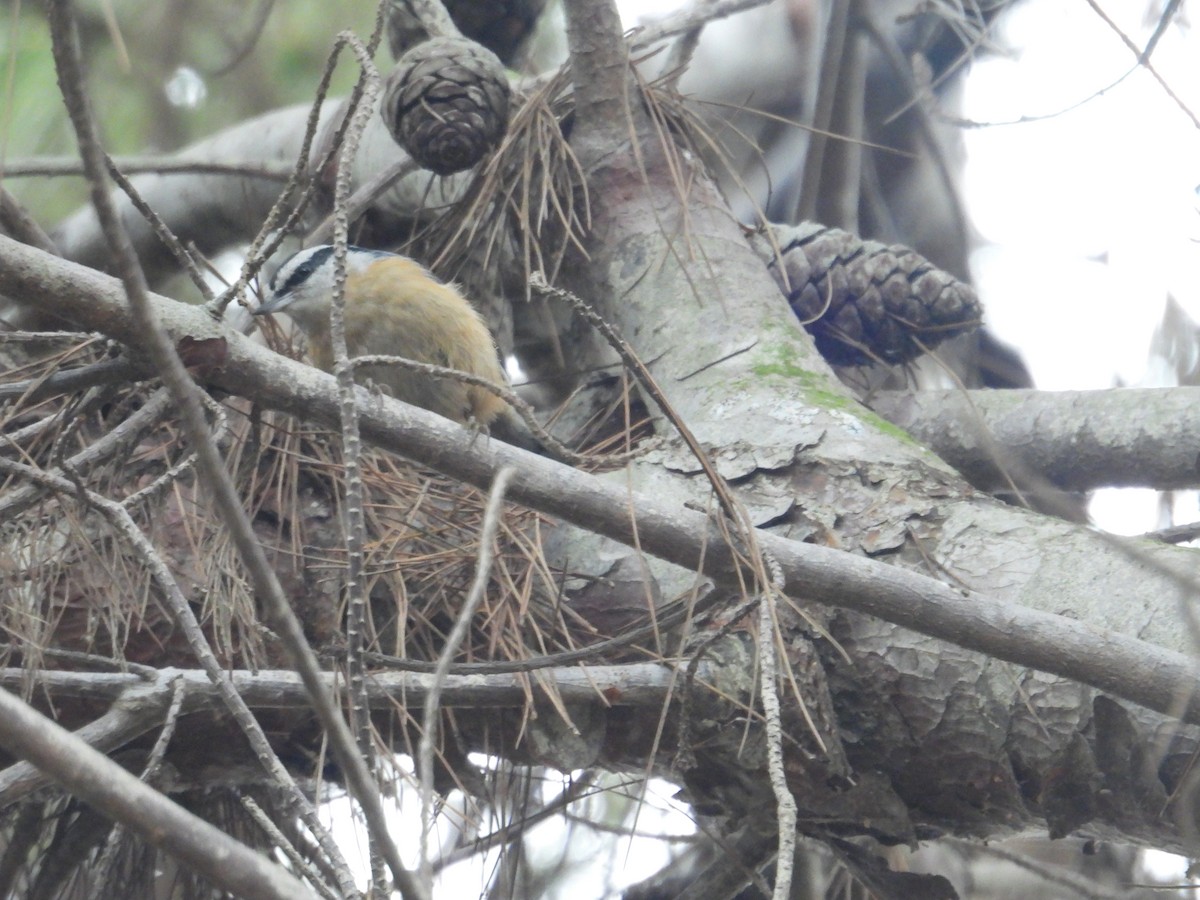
546,1,1200,857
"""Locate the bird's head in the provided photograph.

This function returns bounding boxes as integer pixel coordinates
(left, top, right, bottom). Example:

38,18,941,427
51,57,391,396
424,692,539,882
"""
255,244,389,332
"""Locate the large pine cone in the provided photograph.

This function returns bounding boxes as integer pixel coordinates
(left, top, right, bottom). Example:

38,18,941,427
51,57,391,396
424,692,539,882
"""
382,36,511,176
751,223,982,367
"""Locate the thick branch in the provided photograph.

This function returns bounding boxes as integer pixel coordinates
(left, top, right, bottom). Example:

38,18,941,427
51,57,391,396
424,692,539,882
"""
873,387,1200,491
561,0,632,146
0,666,688,711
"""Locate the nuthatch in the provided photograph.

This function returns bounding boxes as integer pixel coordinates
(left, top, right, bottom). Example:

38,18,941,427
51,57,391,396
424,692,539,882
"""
256,245,541,451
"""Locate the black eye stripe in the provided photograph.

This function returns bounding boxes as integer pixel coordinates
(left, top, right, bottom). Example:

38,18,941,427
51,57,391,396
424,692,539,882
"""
273,245,336,296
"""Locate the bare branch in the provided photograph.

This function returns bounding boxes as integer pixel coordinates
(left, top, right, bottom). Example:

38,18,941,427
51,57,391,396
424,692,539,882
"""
240,796,344,900
0,187,58,255
0,687,317,900
0,356,139,404
629,0,776,51
872,387,1200,491
0,665,694,710
759,559,796,900
4,157,295,180
0,683,170,808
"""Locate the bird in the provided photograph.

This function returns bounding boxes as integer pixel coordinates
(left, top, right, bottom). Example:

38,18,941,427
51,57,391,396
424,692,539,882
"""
255,245,545,452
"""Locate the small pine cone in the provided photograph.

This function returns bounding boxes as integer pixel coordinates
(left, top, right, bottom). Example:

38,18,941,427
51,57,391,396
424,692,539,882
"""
382,36,511,176
751,223,982,367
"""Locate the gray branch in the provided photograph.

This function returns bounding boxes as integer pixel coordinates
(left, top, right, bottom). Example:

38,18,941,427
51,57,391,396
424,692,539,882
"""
0,686,316,900
872,387,1200,491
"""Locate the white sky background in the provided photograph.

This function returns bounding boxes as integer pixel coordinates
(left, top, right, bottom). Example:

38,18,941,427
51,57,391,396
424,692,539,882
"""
965,2,1200,395
963,1,1200,534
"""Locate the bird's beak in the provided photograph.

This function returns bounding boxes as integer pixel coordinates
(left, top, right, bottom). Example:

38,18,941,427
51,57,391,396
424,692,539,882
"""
254,292,291,316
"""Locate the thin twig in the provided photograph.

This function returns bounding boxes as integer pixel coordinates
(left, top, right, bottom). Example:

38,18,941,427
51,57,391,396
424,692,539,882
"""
419,465,516,887
1082,0,1199,131
430,772,598,873
0,355,139,402
366,584,728,675
390,0,463,40
325,24,392,891
629,0,776,52
0,186,58,254
241,794,343,900
0,644,158,678
104,155,216,302
207,0,278,77
140,676,187,785
944,837,1127,900
88,676,188,898
529,272,739,522
793,0,852,223
858,12,971,252
758,554,795,900
658,26,703,90
1,156,296,179
0,330,96,343
1146,520,1200,545
306,157,421,245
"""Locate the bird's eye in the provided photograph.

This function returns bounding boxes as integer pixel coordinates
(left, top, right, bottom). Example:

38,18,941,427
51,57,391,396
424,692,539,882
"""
278,246,335,296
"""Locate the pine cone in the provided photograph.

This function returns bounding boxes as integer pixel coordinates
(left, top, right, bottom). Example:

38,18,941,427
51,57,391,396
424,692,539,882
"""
382,36,511,176
751,223,982,367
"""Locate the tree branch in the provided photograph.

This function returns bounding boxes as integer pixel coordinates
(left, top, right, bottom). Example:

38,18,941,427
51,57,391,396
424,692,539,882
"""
0,687,316,900
0,665,688,714
873,387,1200,491
0,682,170,807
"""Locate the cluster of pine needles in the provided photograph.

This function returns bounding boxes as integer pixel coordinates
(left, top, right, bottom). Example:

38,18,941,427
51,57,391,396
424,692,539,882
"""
0,332,606,751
